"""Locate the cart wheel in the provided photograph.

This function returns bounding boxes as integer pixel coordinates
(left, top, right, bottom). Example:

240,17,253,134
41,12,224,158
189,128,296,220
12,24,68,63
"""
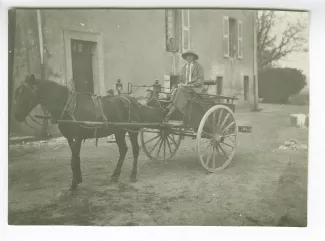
197,105,238,172
140,128,181,162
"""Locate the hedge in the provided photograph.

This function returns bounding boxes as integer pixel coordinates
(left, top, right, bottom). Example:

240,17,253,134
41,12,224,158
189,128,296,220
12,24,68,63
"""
258,67,307,104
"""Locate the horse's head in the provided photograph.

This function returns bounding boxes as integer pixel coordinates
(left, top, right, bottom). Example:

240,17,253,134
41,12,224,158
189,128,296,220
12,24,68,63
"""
14,74,40,122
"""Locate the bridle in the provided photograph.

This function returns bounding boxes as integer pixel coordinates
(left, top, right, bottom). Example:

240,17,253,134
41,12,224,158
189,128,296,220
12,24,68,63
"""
17,82,47,129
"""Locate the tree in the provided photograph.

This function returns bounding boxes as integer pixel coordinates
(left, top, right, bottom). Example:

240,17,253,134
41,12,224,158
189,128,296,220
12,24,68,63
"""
257,11,308,70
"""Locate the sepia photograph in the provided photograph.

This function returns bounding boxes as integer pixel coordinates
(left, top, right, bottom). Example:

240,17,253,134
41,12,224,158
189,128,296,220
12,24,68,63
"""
7,7,309,228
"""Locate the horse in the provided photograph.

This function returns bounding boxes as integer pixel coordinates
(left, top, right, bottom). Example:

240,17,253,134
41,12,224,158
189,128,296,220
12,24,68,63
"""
13,74,164,191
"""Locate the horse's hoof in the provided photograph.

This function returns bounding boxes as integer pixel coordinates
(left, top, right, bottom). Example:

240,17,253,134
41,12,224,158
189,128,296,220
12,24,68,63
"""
69,186,77,192
77,177,82,184
110,176,118,183
69,183,78,192
130,176,137,183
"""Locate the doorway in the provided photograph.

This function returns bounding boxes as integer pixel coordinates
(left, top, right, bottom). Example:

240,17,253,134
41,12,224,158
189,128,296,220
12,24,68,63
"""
244,75,249,100
71,39,95,93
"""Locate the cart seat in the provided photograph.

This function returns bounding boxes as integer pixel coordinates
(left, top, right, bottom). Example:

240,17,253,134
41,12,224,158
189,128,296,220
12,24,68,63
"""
203,80,216,86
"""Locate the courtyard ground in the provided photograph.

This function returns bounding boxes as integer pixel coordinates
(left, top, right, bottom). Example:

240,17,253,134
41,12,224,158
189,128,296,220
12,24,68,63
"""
8,103,309,226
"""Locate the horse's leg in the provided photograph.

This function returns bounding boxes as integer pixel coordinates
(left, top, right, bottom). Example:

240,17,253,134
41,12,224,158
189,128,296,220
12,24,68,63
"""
110,131,127,182
128,130,140,182
68,137,82,191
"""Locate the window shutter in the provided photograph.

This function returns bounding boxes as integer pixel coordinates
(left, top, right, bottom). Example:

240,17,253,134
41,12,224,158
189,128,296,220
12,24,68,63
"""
223,16,229,57
187,10,190,50
166,9,177,52
182,10,190,52
237,20,243,59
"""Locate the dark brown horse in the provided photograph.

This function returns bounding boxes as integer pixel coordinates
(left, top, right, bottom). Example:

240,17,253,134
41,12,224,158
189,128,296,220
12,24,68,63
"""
13,74,164,191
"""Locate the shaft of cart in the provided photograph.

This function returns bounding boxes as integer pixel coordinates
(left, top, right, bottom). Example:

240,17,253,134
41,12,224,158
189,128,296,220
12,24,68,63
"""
57,120,251,133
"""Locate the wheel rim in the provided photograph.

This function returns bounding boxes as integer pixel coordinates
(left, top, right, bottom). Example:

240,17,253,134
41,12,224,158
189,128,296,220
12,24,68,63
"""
197,105,238,172
140,128,181,162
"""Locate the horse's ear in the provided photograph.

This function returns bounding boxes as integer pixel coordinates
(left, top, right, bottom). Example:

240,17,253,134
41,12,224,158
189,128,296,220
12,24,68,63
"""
25,74,37,86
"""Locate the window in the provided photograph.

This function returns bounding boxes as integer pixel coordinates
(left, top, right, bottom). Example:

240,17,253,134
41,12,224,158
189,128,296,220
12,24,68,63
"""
229,18,237,58
223,16,243,59
237,20,243,59
165,9,190,53
223,16,229,57
181,10,190,52
165,9,179,52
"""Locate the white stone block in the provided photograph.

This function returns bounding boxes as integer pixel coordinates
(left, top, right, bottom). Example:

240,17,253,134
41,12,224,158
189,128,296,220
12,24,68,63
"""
290,114,306,128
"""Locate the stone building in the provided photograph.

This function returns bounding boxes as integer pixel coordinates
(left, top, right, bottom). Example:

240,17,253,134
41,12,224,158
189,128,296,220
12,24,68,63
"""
11,9,258,136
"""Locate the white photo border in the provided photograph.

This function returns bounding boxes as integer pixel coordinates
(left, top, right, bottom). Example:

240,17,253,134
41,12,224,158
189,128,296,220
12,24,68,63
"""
1,0,324,241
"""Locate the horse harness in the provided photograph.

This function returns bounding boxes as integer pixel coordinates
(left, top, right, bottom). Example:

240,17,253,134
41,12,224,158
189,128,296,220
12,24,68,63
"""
59,92,141,147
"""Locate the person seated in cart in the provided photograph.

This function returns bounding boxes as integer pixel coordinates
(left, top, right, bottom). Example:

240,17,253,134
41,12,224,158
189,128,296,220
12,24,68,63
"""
164,50,205,122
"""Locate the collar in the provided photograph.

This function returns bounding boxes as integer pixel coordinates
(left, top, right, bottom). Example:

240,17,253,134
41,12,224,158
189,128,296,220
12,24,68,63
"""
186,62,194,68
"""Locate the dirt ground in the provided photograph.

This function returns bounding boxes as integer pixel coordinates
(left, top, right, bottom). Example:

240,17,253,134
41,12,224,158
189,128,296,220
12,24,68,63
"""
8,104,309,226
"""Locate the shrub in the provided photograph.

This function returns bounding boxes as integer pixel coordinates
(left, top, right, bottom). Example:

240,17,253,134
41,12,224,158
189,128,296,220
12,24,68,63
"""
288,91,309,105
258,67,307,104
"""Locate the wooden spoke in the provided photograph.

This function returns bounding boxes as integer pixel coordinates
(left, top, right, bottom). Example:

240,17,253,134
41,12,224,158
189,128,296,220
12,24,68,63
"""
166,137,173,155
156,137,164,157
212,111,217,133
170,133,177,143
197,105,237,172
211,146,216,169
149,137,162,155
167,135,177,146
199,141,211,150
206,145,213,167
144,134,160,144
163,137,166,159
141,128,181,162
218,143,229,159
200,142,211,158
199,138,211,146
220,141,234,149
219,113,230,132
225,135,236,144
216,143,220,155
217,109,223,127
221,121,235,134
202,130,213,138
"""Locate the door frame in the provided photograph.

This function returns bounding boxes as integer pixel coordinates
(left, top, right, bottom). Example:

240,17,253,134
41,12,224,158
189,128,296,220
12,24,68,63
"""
63,30,105,95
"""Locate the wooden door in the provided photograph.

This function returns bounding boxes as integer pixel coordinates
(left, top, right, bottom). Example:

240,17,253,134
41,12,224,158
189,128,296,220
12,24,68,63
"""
71,40,94,94
244,76,249,100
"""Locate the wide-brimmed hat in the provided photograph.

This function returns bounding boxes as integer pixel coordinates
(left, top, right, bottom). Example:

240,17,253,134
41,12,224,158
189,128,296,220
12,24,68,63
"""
182,50,199,60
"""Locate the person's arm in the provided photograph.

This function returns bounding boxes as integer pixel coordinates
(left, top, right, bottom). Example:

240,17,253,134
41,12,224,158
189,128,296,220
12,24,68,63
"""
178,65,187,86
188,63,204,88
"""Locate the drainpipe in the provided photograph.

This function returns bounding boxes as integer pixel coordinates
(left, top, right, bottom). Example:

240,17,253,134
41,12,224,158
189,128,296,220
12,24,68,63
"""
252,10,260,111
36,9,49,138
8,9,16,132
37,10,45,79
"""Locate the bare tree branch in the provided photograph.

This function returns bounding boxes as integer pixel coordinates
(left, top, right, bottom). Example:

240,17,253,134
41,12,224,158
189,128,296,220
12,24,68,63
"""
257,11,307,70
